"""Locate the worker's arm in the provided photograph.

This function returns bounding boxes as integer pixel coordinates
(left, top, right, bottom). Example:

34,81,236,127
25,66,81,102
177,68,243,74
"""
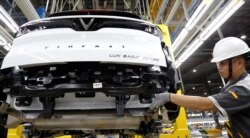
150,92,219,112
170,94,218,111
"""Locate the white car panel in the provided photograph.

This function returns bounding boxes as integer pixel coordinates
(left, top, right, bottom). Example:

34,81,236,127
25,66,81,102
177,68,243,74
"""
1,28,167,69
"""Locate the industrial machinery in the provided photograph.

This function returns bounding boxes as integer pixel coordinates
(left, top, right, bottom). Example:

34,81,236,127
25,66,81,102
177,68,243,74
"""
0,11,190,138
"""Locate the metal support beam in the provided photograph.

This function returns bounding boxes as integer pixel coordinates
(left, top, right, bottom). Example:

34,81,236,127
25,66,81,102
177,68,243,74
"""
95,0,100,9
154,0,169,24
5,0,24,24
92,0,96,9
141,0,146,19
14,0,39,21
51,0,55,13
55,0,59,12
138,0,142,18
145,0,152,21
76,0,84,10
113,0,116,10
165,0,181,26
123,0,131,10
182,0,189,21
217,28,224,39
73,0,81,10
59,0,67,12
45,0,50,12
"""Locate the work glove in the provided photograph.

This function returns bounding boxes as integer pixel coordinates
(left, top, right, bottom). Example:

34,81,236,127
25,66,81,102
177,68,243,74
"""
149,92,171,110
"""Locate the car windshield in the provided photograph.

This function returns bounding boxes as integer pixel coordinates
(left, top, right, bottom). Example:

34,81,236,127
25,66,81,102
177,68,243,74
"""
18,17,160,37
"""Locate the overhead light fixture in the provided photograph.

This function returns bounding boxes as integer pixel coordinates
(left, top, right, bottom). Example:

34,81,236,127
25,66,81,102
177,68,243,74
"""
219,86,222,89
0,35,11,54
176,39,203,68
192,69,197,73
172,0,213,52
185,0,213,30
192,87,196,90
200,0,245,40
0,35,7,45
207,80,211,83
0,6,19,33
175,0,244,68
240,35,247,39
172,28,188,52
204,92,207,95
0,25,14,43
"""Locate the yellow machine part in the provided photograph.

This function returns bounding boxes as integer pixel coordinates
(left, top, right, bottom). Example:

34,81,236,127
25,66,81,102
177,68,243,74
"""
7,129,72,138
132,135,143,138
157,24,172,47
156,24,190,138
7,125,23,138
159,90,190,138
7,125,72,138
55,136,72,138
205,128,222,136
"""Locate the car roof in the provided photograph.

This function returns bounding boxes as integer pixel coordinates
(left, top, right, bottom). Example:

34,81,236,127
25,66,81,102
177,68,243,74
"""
49,10,141,19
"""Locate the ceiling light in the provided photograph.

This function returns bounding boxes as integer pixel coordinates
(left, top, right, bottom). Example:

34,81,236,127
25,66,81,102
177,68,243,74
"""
0,6,19,33
2,43,11,52
240,35,247,39
175,0,244,68
0,35,7,45
172,0,213,52
176,39,203,68
204,92,207,95
192,69,197,73
219,86,222,89
192,87,196,90
200,0,245,41
185,0,213,30
172,28,188,52
0,25,14,43
207,80,211,83
0,35,11,54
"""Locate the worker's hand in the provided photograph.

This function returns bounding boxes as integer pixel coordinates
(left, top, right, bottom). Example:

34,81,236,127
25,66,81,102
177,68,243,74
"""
149,92,171,110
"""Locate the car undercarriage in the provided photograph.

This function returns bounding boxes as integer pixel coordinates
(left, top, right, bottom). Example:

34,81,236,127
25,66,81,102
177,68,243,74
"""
0,62,177,137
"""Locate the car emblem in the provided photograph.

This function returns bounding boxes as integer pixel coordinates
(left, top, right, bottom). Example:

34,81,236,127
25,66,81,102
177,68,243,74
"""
79,18,95,30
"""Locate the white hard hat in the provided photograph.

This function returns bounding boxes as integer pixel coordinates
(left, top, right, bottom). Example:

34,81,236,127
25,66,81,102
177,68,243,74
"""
211,37,250,62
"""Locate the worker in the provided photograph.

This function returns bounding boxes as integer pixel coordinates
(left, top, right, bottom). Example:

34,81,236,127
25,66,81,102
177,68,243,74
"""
150,37,250,137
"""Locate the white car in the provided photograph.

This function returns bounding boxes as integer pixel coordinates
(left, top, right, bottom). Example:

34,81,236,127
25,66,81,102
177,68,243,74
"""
0,10,179,137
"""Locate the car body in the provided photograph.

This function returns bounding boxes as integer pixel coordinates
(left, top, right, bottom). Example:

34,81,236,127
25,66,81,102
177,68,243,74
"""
0,10,179,137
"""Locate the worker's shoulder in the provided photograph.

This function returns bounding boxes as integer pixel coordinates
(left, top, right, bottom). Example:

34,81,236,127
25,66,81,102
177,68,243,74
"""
227,85,250,95
235,73,250,86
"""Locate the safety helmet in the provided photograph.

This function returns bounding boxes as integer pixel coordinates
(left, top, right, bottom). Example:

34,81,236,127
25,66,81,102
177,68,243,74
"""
211,37,250,62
